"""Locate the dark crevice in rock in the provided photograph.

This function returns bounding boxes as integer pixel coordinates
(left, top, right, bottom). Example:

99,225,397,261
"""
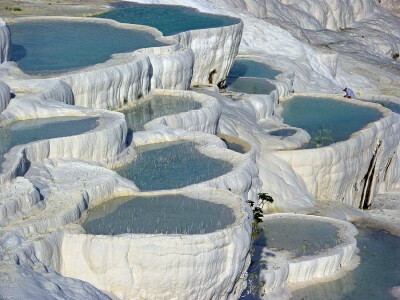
359,141,381,210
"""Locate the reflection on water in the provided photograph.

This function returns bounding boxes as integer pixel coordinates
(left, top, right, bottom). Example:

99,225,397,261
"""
115,141,233,191
281,97,382,148
82,194,235,235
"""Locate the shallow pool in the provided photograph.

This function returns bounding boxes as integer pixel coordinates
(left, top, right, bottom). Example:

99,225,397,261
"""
9,21,165,75
268,128,297,138
281,97,382,148
257,217,341,258
98,2,239,36
82,194,235,235
223,140,247,154
225,77,276,95
115,141,233,191
291,227,400,300
123,95,201,132
228,60,280,79
0,116,98,167
361,99,400,114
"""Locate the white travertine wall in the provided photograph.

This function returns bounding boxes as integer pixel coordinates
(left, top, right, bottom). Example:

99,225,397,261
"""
0,97,127,186
225,0,377,30
39,79,75,105
145,89,222,134
60,189,252,300
172,21,243,86
0,19,10,63
258,214,358,299
277,103,400,208
0,81,10,112
1,16,242,110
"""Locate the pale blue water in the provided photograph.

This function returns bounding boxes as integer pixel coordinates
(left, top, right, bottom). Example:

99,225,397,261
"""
225,77,276,95
228,60,280,79
291,227,400,300
82,194,235,235
361,99,400,114
241,217,342,299
115,141,233,191
123,95,201,132
281,97,382,148
98,2,239,36
9,21,165,75
258,218,341,258
0,116,98,169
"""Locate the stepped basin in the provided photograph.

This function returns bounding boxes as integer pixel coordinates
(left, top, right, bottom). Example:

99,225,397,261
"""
115,141,233,191
281,97,382,149
218,134,250,154
0,116,98,167
122,95,202,132
81,194,235,235
291,227,400,300
225,77,276,95
257,217,342,259
98,2,239,36
9,20,165,75
228,59,280,79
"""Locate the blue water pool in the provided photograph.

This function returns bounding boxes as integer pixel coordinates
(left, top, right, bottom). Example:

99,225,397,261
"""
98,2,239,36
123,95,201,132
228,59,280,79
257,217,341,258
115,141,233,191
9,20,165,75
291,227,400,300
225,77,276,95
361,99,400,114
0,116,98,167
281,97,382,148
82,194,235,235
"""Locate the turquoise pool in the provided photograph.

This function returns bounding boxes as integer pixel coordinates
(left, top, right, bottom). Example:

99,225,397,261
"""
82,194,235,235
9,20,165,75
281,97,383,148
115,141,233,191
291,227,400,300
98,2,239,36
123,95,201,132
228,59,280,79
225,77,276,95
0,116,98,168
362,99,400,114
257,217,341,258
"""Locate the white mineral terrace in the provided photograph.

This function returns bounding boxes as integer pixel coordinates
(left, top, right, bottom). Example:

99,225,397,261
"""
0,0,399,299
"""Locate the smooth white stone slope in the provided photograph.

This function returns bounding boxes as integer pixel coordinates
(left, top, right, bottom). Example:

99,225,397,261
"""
0,18,10,63
277,98,400,209
0,81,10,113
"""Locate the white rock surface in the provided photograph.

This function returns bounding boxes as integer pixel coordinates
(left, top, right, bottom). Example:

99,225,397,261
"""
60,189,252,300
277,98,400,209
257,214,358,299
0,19,10,63
0,96,127,186
0,80,10,112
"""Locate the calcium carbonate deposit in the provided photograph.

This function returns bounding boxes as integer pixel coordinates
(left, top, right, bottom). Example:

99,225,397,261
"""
0,0,399,299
